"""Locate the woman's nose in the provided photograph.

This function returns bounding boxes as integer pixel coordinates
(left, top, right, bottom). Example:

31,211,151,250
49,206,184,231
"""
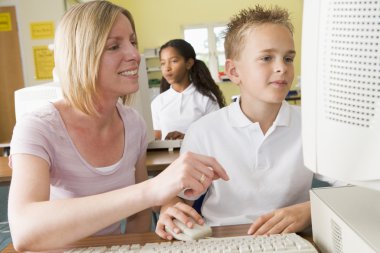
123,44,140,62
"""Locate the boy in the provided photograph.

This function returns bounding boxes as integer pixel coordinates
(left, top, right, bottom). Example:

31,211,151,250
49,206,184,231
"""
156,5,313,240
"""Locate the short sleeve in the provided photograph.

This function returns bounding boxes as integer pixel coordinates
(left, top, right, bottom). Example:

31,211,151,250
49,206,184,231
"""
10,115,53,168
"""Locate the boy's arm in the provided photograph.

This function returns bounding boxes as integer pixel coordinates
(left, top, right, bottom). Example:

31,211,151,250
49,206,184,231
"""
156,197,200,240
247,201,311,235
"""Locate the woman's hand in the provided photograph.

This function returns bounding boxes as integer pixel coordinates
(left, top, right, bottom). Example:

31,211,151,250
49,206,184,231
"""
165,131,185,140
247,202,311,235
156,201,202,240
148,152,229,207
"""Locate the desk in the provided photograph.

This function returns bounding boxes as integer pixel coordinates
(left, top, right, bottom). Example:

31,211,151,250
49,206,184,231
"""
0,224,317,253
145,149,179,176
0,150,179,184
285,95,301,105
0,142,10,156
0,157,11,184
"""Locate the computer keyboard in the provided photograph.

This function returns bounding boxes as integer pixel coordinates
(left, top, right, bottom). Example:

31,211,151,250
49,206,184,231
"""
65,233,318,252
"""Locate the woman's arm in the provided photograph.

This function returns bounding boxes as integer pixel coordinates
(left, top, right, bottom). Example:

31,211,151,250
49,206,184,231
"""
125,154,151,233
8,154,159,251
9,152,228,252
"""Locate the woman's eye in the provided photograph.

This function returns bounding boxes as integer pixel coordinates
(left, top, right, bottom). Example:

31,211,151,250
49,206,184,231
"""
131,40,137,47
108,45,119,51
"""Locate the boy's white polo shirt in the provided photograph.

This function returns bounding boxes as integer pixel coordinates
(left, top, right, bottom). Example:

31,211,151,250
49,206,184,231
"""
151,83,219,140
181,97,314,226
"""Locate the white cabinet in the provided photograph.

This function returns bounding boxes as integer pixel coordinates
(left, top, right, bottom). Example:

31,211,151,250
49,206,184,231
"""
144,49,161,100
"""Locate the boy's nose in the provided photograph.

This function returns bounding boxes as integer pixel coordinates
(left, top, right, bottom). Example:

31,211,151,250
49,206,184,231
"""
274,61,287,73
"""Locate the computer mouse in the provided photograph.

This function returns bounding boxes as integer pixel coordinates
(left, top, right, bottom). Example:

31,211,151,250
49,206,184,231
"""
165,218,212,241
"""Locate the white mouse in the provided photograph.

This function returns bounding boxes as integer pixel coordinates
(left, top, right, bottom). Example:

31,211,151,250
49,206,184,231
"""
165,218,212,241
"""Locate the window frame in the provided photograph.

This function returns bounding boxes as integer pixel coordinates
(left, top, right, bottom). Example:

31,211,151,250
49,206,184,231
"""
183,23,227,82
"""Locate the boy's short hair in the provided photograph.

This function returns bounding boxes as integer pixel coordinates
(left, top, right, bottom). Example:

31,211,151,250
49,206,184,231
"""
224,5,294,60
54,1,136,115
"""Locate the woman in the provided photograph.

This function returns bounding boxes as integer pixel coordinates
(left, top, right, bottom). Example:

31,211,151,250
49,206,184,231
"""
151,39,226,140
7,2,228,252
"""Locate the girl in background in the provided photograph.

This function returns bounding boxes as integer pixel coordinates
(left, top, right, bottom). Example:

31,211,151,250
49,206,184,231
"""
151,39,226,140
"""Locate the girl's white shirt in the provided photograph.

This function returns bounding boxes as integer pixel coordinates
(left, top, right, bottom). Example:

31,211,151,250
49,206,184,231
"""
151,83,219,140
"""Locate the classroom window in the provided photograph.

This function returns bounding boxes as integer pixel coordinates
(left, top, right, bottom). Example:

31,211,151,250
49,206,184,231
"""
184,24,227,82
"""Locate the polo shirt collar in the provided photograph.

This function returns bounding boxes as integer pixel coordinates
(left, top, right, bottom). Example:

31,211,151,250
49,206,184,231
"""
228,96,291,128
169,83,195,95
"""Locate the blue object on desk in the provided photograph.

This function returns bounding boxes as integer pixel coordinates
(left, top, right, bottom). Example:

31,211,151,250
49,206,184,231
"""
286,90,299,97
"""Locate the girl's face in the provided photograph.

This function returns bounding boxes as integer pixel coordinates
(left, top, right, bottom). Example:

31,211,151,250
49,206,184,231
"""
160,47,193,86
97,13,141,100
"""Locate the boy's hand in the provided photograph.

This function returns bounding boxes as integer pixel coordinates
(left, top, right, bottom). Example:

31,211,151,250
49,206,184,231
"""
156,202,203,240
247,201,311,235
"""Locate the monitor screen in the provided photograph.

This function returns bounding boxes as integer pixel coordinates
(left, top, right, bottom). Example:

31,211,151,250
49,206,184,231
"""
301,0,380,190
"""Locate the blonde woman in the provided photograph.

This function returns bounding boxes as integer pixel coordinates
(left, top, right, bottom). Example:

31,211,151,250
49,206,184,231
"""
8,1,228,252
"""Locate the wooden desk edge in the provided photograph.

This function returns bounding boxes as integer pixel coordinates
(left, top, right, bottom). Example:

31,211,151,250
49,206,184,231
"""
1,224,318,253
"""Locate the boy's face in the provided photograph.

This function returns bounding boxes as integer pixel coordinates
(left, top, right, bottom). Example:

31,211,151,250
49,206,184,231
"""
226,23,295,105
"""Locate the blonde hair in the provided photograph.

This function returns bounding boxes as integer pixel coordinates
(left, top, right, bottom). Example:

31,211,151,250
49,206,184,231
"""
54,1,137,115
224,5,294,60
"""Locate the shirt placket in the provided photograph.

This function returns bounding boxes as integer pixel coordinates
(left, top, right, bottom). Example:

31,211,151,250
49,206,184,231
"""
178,93,184,114
252,126,269,170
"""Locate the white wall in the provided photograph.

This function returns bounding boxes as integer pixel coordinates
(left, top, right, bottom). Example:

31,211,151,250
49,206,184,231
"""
0,0,65,87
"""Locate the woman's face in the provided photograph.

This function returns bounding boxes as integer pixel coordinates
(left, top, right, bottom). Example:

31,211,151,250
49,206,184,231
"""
160,47,193,86
97,13,141,100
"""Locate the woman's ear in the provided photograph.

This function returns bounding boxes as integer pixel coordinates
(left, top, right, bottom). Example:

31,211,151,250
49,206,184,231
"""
225,59,240,84
186,58,195,70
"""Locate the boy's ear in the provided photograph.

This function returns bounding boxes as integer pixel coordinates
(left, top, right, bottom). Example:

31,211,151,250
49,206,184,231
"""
225,59,240,84
186,58,195,70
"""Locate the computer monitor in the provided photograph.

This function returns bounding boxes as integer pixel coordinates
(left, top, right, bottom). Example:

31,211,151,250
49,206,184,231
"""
14,54,155,143
14,81,62,122
301,0,380,191
301,1,380,252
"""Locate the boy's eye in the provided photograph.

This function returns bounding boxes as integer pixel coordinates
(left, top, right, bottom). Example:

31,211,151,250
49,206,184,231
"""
261,56,272,62
285,56,294,63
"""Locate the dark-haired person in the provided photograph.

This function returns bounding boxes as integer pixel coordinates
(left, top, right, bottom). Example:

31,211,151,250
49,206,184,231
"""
151,39,226,140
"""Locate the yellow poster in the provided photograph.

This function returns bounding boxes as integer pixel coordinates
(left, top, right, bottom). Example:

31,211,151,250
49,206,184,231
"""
30,22,54,39
0,13,12,32
33,46,55,80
